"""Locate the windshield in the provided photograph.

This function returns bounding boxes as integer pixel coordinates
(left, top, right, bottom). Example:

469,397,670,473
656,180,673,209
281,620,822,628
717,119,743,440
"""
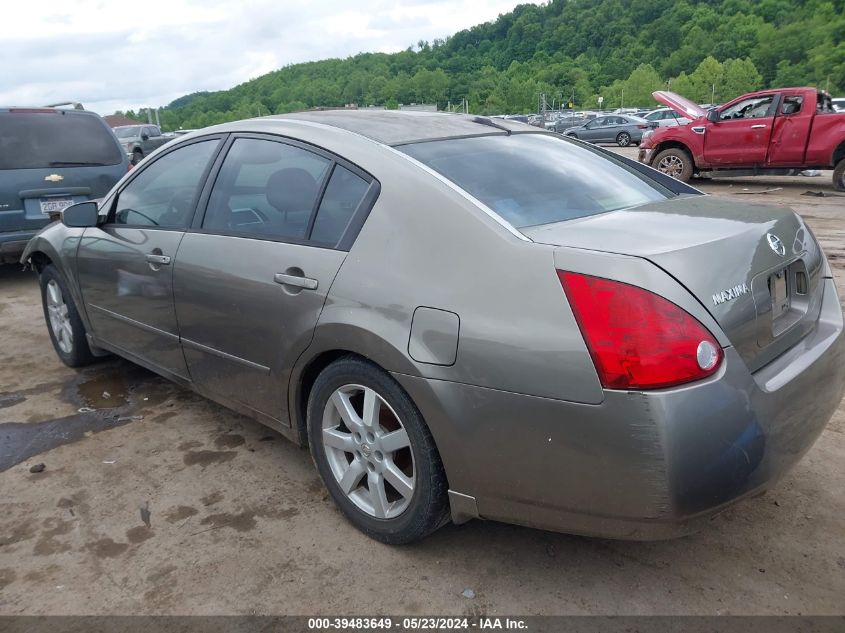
399,133,670,228
115,126,142,138
0,111,123,169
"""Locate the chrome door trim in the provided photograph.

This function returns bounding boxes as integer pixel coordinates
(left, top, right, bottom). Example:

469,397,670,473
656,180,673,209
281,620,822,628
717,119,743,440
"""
88,304,180,341
180,337,271,374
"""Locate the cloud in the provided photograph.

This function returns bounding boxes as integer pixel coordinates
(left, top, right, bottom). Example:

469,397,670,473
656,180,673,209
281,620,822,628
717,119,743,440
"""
0,0,533,115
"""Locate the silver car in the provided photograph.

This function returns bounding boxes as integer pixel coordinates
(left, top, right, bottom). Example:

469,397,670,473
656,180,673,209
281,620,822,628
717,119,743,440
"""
562,114,651,146
642,107,691,127
22,111,845,544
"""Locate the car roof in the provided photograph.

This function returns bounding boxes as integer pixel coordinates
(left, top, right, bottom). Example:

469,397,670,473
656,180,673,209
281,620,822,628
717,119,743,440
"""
226,110,535,146
0,106,101,117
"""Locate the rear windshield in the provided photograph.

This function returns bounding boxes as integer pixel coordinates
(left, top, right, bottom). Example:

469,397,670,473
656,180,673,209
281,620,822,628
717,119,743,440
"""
399,133,669,228
0,111,123,169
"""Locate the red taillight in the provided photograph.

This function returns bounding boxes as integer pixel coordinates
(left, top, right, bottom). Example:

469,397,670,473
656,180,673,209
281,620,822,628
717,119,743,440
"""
558,271,723,390
637,124,648,129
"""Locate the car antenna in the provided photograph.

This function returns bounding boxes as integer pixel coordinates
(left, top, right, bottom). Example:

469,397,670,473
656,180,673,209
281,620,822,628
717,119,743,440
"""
471,115,511,135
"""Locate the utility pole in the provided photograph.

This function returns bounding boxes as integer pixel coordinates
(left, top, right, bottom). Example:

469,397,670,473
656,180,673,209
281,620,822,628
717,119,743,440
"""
155,108,160,128
711,84,716,105
621,89,624,110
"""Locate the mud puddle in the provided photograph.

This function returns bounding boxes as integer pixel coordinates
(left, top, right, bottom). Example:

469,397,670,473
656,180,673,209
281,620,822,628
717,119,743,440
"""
0,361,169,471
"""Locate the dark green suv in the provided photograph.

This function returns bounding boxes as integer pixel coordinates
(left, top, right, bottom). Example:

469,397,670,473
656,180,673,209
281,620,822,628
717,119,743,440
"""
0,107,129,263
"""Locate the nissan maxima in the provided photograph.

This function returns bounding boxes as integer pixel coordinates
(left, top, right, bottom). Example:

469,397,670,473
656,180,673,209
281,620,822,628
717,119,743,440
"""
22,111,845,544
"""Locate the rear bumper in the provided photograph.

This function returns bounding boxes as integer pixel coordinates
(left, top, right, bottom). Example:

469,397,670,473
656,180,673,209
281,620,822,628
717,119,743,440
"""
395,279,845,539
0,230,38,264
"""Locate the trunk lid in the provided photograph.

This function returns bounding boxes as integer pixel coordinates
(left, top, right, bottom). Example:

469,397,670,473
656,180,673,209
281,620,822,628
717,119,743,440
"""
523,196,825,372
652,91,707,121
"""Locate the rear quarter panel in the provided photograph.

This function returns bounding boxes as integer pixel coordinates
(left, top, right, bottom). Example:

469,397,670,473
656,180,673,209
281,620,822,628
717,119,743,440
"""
805,112,845,166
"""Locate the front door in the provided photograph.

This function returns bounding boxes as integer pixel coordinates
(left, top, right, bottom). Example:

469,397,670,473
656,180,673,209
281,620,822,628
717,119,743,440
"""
173,136,374,422
76,138,222,378
704,94,775,165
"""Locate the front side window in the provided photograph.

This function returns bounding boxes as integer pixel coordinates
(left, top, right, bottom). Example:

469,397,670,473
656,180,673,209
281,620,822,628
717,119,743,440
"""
202,138,331,241
112,139,218,227
115,126,141,139
400,133,669,228
720,96,774,120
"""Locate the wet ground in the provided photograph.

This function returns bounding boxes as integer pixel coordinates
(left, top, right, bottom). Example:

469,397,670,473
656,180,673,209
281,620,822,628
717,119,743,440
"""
1,154,844,615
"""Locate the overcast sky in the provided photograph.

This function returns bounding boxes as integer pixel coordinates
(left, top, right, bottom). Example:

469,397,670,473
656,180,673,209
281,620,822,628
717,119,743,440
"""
2,0,535,115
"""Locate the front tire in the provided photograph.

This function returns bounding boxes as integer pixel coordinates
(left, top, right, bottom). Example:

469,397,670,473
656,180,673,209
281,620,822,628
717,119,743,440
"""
834,160,845,192
40,265,96,367
616,131,632,147
652,147,694,182
307,356,449,544
131,149,143,165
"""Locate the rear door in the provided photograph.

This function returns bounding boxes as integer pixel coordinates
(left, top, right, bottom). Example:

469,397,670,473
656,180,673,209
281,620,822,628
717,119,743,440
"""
76,137,223,378
767,94,812,165
704,94,776,165
173,134,378,423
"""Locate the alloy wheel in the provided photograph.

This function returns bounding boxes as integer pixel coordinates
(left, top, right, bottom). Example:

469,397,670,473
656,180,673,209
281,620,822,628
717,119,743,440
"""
46,279,73,354
657,154,685,178
321,384,416,519
618,132,631,146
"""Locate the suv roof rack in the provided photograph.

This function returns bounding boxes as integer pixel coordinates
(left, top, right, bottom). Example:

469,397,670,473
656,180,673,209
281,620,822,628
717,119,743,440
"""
44,102,85,110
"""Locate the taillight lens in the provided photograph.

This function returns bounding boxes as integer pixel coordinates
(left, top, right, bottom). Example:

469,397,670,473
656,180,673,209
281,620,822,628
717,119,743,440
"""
558,271,723,390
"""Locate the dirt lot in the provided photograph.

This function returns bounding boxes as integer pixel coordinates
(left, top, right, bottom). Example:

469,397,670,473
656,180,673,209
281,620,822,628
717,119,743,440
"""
1,152,844,615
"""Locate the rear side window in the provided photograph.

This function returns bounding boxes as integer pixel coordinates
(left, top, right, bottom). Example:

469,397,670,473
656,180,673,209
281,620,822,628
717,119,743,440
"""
203,138,331,241
0,111,123,169
400,134,669,228
310,165,370,245
112,140,219,228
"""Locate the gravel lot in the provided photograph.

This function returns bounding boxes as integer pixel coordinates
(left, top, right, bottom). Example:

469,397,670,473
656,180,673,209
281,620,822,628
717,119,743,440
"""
1,148,844,615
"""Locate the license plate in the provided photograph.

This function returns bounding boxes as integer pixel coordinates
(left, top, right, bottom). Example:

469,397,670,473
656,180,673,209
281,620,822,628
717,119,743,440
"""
770,269,790,320
39,197,74,214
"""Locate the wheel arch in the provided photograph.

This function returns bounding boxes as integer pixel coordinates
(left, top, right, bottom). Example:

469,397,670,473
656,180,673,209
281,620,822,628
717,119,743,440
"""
288,324,422,447
651,140,694,164
833,139,845,167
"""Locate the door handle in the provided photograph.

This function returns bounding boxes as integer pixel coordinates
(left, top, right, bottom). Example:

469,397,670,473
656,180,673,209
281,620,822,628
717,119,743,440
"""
274,273,318,290
145,253,171,265
750,124,767,129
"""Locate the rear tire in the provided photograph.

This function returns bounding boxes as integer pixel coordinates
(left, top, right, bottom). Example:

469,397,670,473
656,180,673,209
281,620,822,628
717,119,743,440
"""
652,147,694,182
834,161,845,192
307,356,449,544
616,131,632,147
40,265,96,367
567,133,578,139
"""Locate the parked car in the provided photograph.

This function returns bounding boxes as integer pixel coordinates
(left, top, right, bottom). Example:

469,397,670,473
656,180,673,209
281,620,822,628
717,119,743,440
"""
639,88,845,190
561,114,651,146
22,111,845,544
113,124,172,165
641,107,690,127
0,106,128,264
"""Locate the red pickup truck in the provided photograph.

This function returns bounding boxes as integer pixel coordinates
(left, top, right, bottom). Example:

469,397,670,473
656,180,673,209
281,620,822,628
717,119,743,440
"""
638,87,845,191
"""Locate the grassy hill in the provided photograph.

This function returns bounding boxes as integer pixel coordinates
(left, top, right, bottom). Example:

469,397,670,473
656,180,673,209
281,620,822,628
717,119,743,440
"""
122,0,845,130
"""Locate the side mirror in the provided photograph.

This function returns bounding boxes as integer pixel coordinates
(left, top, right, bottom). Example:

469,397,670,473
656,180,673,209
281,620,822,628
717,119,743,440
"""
141,133,149,141
62,201,99,228
649,121,659,128
706,109,720,123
